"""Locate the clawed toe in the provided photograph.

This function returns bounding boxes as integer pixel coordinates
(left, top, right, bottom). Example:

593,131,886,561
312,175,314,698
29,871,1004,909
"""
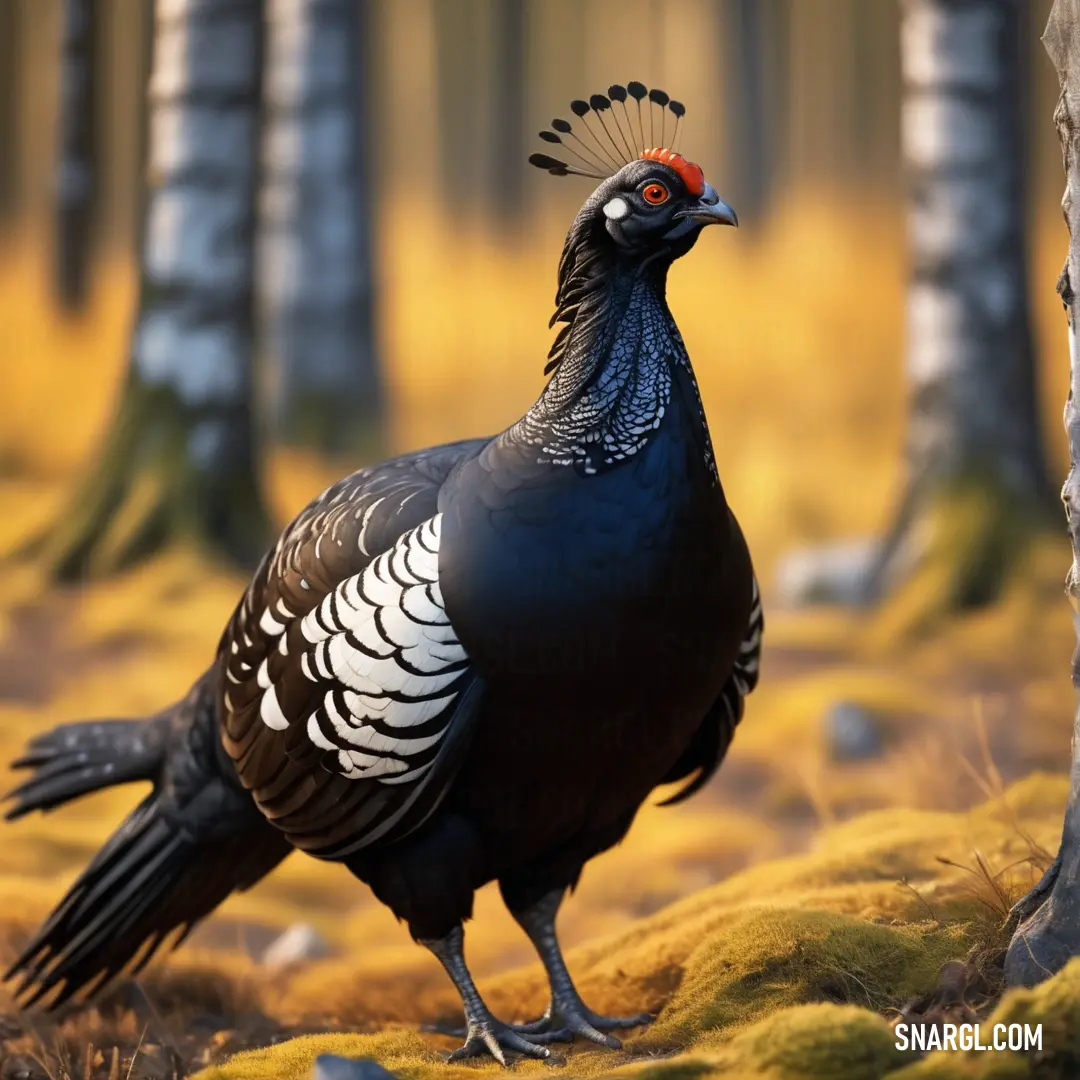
434,1007,652,1060
521,1027,574,1045
576,1011,654,1048
510,1003,653,1049
444,1019,554,1065
590,1011,654,1032
504,1016,574,1043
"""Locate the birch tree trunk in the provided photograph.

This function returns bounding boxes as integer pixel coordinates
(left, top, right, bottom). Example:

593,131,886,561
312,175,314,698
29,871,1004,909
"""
1005,0,1080,988
257,0,381,457
867,0,1054,613
54,0,98,311
34,0,269,581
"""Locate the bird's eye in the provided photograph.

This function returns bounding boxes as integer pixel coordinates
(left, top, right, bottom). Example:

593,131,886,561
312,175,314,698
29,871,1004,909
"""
642,183,669,205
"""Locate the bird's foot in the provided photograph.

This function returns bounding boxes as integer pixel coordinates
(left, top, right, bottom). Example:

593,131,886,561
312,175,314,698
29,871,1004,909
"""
441,1015,561,1065
425,1016,566,1063
511,999,653,1049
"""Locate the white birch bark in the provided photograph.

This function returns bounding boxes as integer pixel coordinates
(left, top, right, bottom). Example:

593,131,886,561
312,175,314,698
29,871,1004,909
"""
865,0,1052,603
257,0,380,455
134,0,261,412
777,0,1050,611
899,0,1041,488
902,4,1045,483
36,0,269,580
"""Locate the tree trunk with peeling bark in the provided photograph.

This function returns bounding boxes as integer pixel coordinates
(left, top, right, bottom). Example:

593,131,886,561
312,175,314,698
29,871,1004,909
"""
256,0,382,457
868,0,1054,613
54,0,98,311
1005,0,1080,988
32,0,270,581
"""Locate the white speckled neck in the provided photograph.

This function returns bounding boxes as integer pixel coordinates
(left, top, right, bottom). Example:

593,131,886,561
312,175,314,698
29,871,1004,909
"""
508,271,716,483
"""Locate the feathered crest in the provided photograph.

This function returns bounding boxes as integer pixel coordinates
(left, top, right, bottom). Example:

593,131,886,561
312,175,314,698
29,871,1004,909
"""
529,82,687,181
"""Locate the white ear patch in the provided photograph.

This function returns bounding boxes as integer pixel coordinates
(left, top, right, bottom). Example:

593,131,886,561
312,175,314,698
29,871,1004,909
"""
603,196,630,221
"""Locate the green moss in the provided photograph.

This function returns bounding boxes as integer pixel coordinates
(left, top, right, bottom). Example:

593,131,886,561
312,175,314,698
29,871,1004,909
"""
193,1030,444,1080
195,947,1080,1080
187,777,1075,1080
196,1006,904,1080
647,909,968,1047
883,960,1080,1080
278,389,385,460
890,1058,1029,1080
981,957,1080,1077
706,1003,905,1079
873,468,1053,642
29,373,271,581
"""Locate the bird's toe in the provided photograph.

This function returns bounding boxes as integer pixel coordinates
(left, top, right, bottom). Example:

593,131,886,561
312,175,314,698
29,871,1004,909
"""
445,1020,554,1066
525,1027,574,1045
565,1016,622,1049
504,1015,574,1042
548,1001,654,1047
591,1011,655,1031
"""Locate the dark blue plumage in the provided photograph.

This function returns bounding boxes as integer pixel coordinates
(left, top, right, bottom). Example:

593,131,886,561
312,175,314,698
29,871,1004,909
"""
4,88,761,1065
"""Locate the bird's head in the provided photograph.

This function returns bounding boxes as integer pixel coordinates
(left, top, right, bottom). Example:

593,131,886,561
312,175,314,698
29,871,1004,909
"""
530,83,737,267
586,153,737,259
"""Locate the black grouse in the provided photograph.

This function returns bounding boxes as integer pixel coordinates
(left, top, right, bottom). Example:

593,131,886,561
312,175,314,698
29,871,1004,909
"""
4,84,763,1064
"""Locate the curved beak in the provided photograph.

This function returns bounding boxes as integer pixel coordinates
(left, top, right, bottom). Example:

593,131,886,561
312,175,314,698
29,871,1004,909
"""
663,183,738,240
683,183,739,227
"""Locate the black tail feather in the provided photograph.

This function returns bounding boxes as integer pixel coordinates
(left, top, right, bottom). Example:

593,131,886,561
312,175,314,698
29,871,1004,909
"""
4,671,293,1008
4,718,167,820
6,785,290,1008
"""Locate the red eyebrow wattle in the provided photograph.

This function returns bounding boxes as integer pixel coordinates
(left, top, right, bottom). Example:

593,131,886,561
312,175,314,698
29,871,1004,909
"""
640,148,705,197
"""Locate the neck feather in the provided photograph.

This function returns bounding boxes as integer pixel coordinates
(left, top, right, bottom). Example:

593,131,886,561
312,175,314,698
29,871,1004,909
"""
508,228,692,475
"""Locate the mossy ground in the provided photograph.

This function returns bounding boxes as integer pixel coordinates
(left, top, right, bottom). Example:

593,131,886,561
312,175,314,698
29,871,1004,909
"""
1,200,1080,1078
184,775,1076,1080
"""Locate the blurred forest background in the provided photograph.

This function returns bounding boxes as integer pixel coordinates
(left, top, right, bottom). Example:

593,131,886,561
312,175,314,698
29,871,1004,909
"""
0,0,1071,576
3,0,1080,1075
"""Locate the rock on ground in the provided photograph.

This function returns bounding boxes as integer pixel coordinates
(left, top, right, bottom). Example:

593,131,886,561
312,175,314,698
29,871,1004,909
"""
261,922,331,970
312,1055,396,1080
774,539,881,607
823,700,884,761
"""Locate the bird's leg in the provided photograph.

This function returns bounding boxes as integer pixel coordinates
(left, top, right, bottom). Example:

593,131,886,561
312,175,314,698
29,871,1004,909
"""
418,924,559,1064
508,889,653,1048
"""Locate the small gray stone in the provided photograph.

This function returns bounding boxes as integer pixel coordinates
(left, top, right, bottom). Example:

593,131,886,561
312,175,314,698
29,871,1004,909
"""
823,701,883,761
774,539,881,608
312,1055,397,1080
260,921,330,969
